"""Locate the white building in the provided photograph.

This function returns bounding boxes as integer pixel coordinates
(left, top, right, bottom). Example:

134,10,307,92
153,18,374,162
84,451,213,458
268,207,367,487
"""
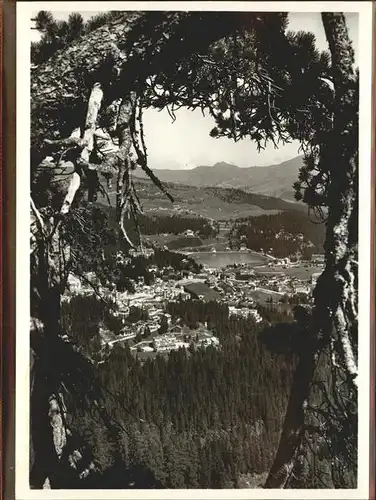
199,336,220,347
153,334,190,352
143,248,155,257
163,313,172,326
139,345,154,352
153,334,177,351
249,309,263,323
67,274,81,292
311,272,322,287
311,254,325,264
229,306,262,323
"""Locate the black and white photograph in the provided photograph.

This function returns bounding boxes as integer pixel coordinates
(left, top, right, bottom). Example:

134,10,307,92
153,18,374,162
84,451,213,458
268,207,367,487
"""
15,1,372,497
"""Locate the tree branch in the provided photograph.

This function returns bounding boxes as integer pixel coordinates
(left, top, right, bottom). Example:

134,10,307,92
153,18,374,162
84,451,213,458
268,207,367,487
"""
80,83,104,164
30,197,46,234
59,83,103,215
60,172,81,215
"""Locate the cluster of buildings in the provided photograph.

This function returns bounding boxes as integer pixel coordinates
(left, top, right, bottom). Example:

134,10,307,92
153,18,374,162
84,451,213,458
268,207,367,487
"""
151,334,190,352
128,247,155,258
64,246,324,361
182,263,316,303
146,205,201,219
129,326,221,356
228,306,262,323
274,229,306,243
311,254,325,264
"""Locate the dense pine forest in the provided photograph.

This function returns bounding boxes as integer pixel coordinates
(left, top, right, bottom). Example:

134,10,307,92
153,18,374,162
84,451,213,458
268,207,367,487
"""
204,187,306,213
230,211,326,258
98,203,219,238
61,295,297,488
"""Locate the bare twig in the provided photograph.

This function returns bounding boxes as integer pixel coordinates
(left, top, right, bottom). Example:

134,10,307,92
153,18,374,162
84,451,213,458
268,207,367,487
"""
60,172,81,215
30,197,46,234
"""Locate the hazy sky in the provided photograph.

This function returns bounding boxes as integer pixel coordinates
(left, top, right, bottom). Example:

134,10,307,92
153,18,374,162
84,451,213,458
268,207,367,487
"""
30,11,359,169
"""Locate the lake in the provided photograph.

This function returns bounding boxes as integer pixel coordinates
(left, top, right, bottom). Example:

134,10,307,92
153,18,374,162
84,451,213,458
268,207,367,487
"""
187,251,269,268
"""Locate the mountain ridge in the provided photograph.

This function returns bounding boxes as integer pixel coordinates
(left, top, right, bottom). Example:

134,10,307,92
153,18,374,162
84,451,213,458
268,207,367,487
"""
98,176,306,222
134,156,303,201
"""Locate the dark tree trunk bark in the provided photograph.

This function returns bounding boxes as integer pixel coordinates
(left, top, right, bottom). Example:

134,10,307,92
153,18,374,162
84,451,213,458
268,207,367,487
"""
321,12,358,387
264,342,319,487
264,13,358,488
30,81,106,488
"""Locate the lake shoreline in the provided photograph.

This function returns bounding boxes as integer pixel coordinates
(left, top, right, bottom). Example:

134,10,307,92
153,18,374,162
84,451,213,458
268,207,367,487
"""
181,250,270,268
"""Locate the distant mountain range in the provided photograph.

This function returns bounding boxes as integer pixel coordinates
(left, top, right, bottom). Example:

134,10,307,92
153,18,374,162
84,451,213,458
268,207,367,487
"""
134,156,304,202
100,177,306,222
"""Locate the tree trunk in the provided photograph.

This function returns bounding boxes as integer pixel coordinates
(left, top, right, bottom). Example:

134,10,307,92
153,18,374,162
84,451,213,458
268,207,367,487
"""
321,12,358,388
30,82,105,487
264,13,358,488
264,343,319,487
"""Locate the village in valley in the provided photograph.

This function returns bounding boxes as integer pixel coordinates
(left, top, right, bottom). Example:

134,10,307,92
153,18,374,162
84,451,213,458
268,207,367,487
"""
64,234,325,361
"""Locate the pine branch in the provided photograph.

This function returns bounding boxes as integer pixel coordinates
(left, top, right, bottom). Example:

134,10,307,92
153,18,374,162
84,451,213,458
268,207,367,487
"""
138,161,174,204
44,136,84,148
